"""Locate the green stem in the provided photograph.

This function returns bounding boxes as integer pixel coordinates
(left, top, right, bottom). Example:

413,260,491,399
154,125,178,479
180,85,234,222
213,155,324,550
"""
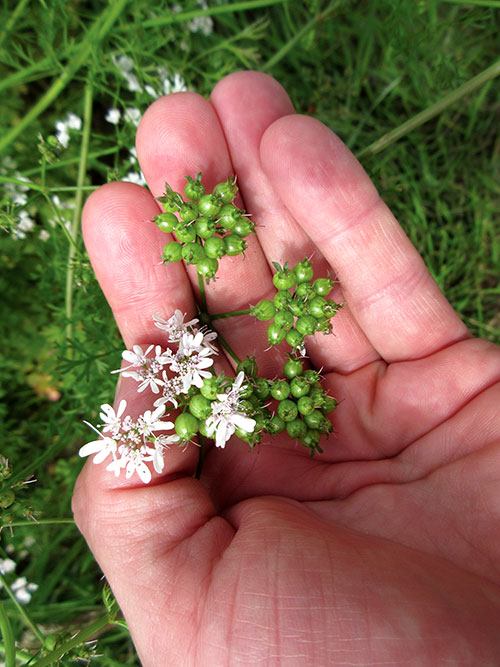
30,614,111,667
0,573,44,645
0,0,30,51
0,600,15,667
216,331,241,364
0,0,128,154
197,271,208,314
6,518,75,528
357,57,500,158
195,434,206,480
262,0,339,71
210,308,252,320
65,82,93,346
133,0,289,29
441,0,500,6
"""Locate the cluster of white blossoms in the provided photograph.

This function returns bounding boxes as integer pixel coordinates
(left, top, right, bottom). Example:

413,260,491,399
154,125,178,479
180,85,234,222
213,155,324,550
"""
0,557,38,605
54,112,82,149
80,311,256,483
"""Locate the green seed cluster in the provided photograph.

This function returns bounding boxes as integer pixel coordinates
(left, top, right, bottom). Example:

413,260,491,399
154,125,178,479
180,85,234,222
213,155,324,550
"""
251,259,343,351
155,173,254,282
266,360,338,454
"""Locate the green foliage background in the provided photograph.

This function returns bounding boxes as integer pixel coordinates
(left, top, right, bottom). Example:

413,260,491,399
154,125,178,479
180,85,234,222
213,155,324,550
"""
0,0,499,663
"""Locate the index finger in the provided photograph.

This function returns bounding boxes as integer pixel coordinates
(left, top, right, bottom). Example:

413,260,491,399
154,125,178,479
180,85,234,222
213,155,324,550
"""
260,115,469,362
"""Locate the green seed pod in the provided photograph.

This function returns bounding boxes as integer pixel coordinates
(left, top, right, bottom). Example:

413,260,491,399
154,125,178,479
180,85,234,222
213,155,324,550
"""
214,178,238,204
288,299,308,317
195,216,217,239
204,235,226,259
266,414,286,434
197,257,219,280
295,282,313,299
251,299,276,321
290,376,310,398
283,358,303,379
313,277,334,296
321,396,339,415
224,234,247,256
274,310,294,331
155,212,178,233
274,290,293,310
175,224,197,243
174,413,200,440
182,242,206,265
189,393,213,420
162,241,183,264
294,258,314,283
297,396,314,415
300,428,321,449
296,315,318,336
237,356,259,378
179,202,199,223
200,376,221,400
199,193,222,217
267,321,287,346
184,174,205,201
218,204,241,230
285,328,304,349
270,379,290,401
253,377,271,400
273,268,296,291
277,399,299,422
286,417,307,439
232,218,255,237
308,295,327,319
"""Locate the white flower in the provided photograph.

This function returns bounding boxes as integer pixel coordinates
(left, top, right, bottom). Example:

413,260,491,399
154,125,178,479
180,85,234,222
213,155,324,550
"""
205,372,256,448
148,433,181,473
123,170,147,186
66,113,82,131
100,399,127,435
10,577,38,605
153,310,199,341
187,16,213,36
55,113,82,148
136,405,174,437
0,558,16,575
124,107,141,126
169,341,214,393
163,71,188,94
39,229,50,241
105,108,121,124
109,445,153,483
79,434,117,464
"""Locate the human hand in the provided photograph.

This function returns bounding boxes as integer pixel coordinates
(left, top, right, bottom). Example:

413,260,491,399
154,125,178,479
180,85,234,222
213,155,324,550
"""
73,71,500,665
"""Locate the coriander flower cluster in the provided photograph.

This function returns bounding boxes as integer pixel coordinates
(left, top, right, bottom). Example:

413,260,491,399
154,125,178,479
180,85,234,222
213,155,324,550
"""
79,311,256,483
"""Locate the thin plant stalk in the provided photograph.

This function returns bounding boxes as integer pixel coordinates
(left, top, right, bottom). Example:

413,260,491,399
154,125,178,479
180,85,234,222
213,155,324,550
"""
216,331,241,364
65,83,93,345
0,573,44,645
210,308,252,320
357,57,500,158
136,0,289,29
0,600,15,667
0,0,128,154
262,0,339,71
30,614,112,667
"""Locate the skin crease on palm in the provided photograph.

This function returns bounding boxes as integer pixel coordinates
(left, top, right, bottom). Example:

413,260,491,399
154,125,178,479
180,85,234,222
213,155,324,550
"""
72,71,500,665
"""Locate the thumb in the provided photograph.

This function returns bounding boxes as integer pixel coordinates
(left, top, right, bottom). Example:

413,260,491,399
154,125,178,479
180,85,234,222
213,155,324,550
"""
72,432,233,662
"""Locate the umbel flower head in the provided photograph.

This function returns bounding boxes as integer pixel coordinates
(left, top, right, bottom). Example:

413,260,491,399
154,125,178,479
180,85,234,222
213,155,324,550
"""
80,310,227,483
206,372,256,449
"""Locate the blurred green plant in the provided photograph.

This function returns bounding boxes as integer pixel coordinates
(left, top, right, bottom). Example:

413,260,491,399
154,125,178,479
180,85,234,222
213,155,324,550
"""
0,0,499,663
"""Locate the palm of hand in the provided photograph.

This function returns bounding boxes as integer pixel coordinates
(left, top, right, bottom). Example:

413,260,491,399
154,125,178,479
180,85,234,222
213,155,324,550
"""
73,72,500,665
